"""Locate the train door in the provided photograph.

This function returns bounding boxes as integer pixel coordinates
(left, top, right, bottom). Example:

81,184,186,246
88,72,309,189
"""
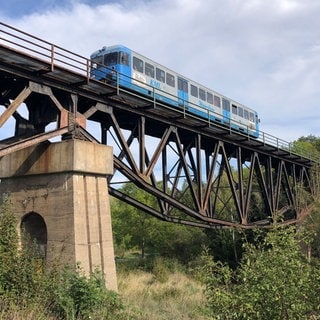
178,77,188,108
254,112,260,137
222,98,231,125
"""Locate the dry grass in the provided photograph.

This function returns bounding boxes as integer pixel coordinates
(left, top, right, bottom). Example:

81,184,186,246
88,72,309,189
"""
118,270,209,320
0,266,209,319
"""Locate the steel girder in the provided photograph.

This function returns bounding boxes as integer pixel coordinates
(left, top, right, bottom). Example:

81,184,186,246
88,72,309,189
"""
99,107,313,229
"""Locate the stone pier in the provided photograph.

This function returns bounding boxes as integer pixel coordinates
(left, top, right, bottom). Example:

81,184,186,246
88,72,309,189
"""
0,139,117,291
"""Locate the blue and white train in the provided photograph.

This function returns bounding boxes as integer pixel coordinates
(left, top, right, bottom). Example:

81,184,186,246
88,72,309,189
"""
90,45,259,137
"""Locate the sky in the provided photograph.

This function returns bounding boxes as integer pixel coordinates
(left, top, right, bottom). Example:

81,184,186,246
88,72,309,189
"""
1,0,320,143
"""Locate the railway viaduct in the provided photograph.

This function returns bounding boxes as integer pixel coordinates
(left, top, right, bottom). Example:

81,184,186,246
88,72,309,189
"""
0,22,318,290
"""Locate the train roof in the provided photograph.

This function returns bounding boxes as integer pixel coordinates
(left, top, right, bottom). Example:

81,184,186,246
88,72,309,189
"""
90,44,130,58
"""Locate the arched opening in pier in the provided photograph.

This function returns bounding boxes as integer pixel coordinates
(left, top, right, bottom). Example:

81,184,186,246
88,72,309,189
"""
21,212,47,258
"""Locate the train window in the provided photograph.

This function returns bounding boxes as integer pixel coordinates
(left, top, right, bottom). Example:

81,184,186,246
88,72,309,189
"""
156,67,165,82
133,56,143,73
178,78,188,93
91,55,103,65
222,98,230,112
166,73,175,87
191,84,198,97
199,89,206,101
238,106,243,117
207,92,213,104
104,52,118,65
244,109,249,120
250,112,254,122
145,62,155,78
232,104,237,115
214,95,221,108
120,52,130,66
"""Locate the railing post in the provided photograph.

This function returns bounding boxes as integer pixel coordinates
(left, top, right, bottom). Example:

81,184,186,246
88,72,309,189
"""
86,59,90,83
116,72,120,95
50,44,55,72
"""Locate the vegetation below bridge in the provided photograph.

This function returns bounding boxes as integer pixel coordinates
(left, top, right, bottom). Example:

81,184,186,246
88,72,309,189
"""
1,135,320,319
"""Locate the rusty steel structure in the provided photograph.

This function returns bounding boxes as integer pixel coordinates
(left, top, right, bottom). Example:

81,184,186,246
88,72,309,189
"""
0,22,317,229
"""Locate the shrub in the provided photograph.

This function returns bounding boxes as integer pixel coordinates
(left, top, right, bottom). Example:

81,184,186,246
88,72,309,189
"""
47,265,125,320
152,257,170,283
0,200,128,320
0,199,19,296
199,226,320,319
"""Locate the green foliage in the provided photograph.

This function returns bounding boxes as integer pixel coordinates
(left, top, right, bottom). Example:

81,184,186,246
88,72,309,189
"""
0,203,47,305
47,266,125,320
151,256,172,283
291,134,320,160
301,198,320,259
0,199,18,254
0,201,16,294
151,222,207,263
200,226,320,319
111,184,159,258
198,248,236,319
205,228,244,269
0,201,127,320
111,183,208,263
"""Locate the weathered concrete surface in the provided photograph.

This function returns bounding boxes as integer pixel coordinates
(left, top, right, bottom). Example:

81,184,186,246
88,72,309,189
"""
0,140,117,291
0,139,113,177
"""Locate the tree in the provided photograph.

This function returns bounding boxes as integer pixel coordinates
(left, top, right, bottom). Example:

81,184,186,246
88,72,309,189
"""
295,135,320,151
291,135,320,160
111,182,208,262
200,226,320,319
111,183,162,258
205,228,244,269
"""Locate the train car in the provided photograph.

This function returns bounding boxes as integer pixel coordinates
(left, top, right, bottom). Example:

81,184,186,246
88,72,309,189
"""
90,45,260,137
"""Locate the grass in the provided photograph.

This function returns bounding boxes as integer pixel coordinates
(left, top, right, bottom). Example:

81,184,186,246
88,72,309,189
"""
118,270,210,320
0,270,210,320
0,301,56,320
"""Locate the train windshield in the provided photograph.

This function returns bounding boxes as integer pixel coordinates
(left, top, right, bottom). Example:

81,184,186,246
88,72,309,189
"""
104,52,118,65
103,51,130,66
91,55,103,65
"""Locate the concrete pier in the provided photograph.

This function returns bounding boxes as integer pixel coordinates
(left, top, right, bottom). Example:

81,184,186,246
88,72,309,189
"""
0,139,117,291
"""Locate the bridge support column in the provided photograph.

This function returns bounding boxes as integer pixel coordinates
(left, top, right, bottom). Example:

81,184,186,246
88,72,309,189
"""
0,140,117,291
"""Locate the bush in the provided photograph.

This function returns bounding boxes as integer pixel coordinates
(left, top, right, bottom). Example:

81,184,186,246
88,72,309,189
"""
152,257,170,283
47,266,125,320
0,199,19,296
199,226,320,319
0,200,128,320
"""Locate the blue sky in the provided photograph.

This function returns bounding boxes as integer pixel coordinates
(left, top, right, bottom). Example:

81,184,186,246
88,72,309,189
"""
1,0,320,142
0,0,109,17
1,0,69,17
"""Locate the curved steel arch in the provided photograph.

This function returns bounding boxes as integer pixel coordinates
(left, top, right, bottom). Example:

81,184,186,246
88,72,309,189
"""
102,107,314,229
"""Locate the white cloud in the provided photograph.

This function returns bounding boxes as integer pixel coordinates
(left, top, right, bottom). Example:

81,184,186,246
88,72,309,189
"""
1,0,320,142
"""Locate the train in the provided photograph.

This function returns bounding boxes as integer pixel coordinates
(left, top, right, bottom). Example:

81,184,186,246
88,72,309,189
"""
90,45,260,137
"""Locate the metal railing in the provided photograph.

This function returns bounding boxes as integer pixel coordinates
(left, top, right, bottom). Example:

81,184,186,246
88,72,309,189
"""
0,21,319,163
0,21,91,79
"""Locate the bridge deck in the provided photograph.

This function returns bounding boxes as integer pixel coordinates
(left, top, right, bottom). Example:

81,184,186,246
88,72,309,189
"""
0,43,313,167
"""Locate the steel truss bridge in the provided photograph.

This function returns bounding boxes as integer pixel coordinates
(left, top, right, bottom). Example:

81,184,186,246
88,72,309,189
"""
0,22,318,229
